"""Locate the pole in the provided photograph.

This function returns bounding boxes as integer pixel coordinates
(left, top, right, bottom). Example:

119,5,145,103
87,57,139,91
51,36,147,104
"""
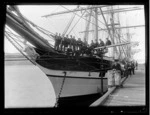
84,9,92,43
85,7,143,17
99,7,116,59
95,7,98,42
42,5,108,17
100,55,103,95
79,25,145,33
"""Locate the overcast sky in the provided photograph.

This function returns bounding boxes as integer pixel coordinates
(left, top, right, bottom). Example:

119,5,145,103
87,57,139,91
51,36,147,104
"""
4,5,145,63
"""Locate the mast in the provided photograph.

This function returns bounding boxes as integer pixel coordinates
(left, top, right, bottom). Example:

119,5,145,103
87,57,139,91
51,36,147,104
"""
94,7,98,42
84,8,92,43
115,6,122,59
110,6,118,59
127,28,131,59
99,6,116,59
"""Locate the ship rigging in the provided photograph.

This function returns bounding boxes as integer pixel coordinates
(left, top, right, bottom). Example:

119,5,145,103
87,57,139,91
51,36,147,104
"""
5,5,144,107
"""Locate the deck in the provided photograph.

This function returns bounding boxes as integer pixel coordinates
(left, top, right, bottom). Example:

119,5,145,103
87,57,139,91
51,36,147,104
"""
90,64,145,106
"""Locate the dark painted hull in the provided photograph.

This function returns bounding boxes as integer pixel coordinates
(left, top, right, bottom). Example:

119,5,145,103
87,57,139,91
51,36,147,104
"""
57,93,103,107
36,54,112,72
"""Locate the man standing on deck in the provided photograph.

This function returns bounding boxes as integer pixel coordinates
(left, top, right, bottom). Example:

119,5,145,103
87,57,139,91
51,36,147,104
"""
80,41,87,56
127,62,132,76
54,32,59,50
111,59,122,72
90,40,94,47
77,38,83,51
70,35,76,52
135,61,138,70
106,38,111,46
90,40,95,55
131,61,135,75
63,35,69,52
66,35,73,57
94,39,99,48
61,34,65,52
97,39,105,56
58,33,62,51
73,36,77,52
92,40,99,55
105,38,112,57
124,61,129,77
99,39,105,46
70,35,73,50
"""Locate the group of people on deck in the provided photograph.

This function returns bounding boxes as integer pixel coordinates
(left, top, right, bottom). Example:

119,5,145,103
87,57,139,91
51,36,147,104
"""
53,32,112,57
21,37,138,79
21,32,112,62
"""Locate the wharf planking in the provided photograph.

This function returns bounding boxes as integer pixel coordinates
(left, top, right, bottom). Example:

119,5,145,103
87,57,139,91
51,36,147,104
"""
103,64,145,106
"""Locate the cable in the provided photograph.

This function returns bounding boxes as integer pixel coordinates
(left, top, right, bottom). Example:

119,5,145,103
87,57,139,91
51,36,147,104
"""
5,32,36,65
62,7,77,35
5,29,24,42
50,6,60,14
5,31,23,49
67,8,87,35
72,30,79,38
84,8,92,42
61,5,107,33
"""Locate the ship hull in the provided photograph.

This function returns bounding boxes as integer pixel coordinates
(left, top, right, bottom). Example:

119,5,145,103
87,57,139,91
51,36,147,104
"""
57,93,101,107
37,64,108,107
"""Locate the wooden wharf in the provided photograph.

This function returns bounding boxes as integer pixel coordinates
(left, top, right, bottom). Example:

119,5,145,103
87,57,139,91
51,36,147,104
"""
90,64,145,106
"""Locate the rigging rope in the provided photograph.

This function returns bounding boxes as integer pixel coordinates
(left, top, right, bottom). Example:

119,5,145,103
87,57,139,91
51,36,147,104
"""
62,10,76,35
84,8,92,42
22,16,55,43
5,31,23,49
6,31,24,44
5,30,23,39
72,30,79,38
50,6,60,14
5,32,36,65
29,22,55,38
84,6,111,32
67,9,87,35
5,27,25,43
60,5,108,33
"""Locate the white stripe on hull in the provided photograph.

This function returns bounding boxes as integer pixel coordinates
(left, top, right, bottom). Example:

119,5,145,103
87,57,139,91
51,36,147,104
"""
48,76,108,97
37,64,108,98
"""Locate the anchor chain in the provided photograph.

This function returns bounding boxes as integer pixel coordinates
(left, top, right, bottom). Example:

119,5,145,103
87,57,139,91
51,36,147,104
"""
54,71,66,107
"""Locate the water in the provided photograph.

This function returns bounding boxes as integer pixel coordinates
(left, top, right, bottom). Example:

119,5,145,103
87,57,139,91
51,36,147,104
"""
5,60,56,108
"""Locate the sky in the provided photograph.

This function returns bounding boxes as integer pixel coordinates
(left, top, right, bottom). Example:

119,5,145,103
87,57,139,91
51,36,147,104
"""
4,5,145,63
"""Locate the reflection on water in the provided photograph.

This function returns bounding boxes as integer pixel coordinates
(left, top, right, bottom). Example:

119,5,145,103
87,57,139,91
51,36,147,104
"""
5,60,56,108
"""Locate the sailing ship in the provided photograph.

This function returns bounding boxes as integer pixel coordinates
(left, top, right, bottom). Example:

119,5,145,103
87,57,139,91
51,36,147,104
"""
5,5,144,107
